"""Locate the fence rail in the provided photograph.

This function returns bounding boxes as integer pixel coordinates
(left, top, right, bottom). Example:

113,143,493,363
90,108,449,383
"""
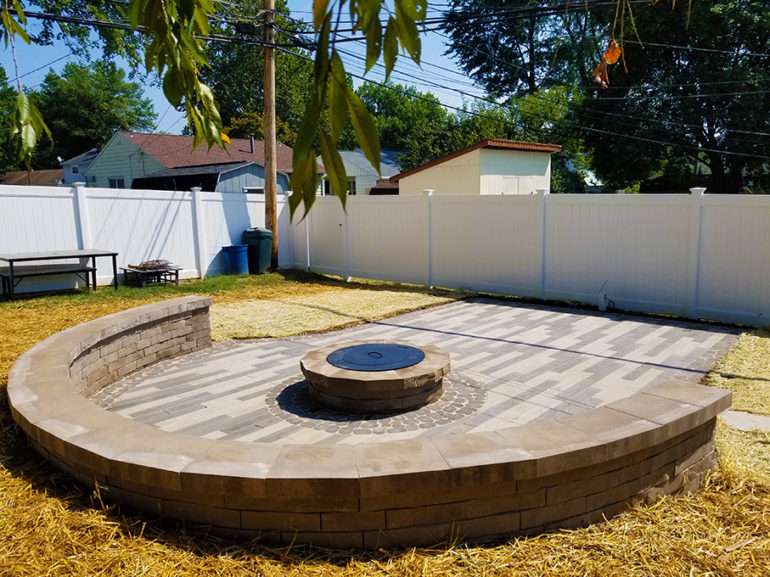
2,184,768,325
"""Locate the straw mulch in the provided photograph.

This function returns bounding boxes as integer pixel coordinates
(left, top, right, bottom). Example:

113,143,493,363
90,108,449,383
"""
210,288,456,340
706,328,770,416
1,274,768,576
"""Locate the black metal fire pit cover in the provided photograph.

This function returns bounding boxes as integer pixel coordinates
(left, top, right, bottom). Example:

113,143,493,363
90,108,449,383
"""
326,343,425,371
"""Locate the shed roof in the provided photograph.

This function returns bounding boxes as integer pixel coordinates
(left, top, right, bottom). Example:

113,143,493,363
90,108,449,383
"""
117,132,295,172
131,162,259,192
390,139,562,182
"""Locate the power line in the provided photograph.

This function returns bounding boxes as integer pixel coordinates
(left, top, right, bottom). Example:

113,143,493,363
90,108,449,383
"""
9,6,768,160
280,46,769,161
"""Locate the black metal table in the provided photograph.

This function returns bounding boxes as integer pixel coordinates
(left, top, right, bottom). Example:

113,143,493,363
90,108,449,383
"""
0,249,119,298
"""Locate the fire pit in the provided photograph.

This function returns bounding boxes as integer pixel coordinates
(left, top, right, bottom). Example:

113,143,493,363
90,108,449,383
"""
300,340,450,413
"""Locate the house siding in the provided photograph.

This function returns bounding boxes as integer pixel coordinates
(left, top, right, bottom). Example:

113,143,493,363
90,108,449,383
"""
399,150,483,195
85,134,165,189
217,164,290,194
399,148,553,196
479,149,551,195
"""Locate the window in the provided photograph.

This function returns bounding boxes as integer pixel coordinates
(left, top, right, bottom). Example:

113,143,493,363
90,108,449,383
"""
243,187,265,194
71,166,79,174
108,178,125,189
323,178,357,195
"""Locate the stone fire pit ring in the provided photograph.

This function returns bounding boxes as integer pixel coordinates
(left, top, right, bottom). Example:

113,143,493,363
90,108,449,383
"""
300,340,450,413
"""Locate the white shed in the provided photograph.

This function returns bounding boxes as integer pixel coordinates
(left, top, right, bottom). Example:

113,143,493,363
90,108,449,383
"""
392,139,561,195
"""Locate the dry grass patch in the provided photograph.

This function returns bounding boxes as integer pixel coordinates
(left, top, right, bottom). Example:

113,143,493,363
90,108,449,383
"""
706,328,770,416
211,287,456,340
715,420,770,483
0,275,768,576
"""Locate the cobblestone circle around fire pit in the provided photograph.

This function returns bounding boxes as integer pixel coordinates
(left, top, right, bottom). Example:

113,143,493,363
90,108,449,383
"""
265,371,487,434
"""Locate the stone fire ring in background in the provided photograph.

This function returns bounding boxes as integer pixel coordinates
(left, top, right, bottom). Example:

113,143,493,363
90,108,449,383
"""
300,340,450,413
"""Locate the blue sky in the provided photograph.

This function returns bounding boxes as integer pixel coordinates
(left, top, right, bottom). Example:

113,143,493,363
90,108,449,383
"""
1,1,480,136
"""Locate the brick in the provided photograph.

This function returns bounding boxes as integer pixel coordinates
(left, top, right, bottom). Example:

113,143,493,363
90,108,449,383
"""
674,441,715,477
364,524,454,549
116,361,139,380
108,350,143,373
385,490,544,530
85,365,109,387
225,495,359,513
163,500,241,528
455,511,520,542
282,530,364,549
99,484,164,517
241,511,321,531
520,496,588,530
547,457,653,505
169,325,193,339
322,511,385,532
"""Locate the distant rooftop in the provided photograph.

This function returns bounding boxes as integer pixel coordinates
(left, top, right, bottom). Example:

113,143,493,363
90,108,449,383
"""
117,132,295,172
390,139,562,182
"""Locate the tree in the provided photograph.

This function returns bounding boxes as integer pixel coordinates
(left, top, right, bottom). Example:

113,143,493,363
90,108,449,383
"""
443,0,603,99
443,0,770,193
201,0,314,146
224,110,296,145
575,1,770,192
29,61,156,166
349,81,449,167
2,0,431,217
0,67,20,174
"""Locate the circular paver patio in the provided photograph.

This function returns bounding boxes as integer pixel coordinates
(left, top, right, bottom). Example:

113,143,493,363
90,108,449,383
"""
91,297,738,444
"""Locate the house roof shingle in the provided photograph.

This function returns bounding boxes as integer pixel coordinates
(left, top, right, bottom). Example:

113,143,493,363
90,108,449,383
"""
390,139,562,182
118,131,295,172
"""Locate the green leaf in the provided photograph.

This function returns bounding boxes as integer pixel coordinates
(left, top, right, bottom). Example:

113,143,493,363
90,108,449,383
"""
14,92,52,169
293,97,321,173
364,11,382,73
313,13,332,91
162,69,183,107
394,2,421,64
395,0,427,21
313,0,330,29
289,153,318,221
128,0,145,29
319,130,348,209
345,87,380,177
328,52,348,142
383,18,398,78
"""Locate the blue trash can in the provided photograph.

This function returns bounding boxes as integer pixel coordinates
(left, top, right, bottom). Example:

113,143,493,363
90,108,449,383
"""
222,245,249,274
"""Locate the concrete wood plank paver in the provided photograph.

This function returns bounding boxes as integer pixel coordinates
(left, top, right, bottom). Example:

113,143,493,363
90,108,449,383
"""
91,298,739,445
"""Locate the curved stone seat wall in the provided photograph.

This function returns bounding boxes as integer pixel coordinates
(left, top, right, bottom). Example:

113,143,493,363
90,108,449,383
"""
7,297,732,549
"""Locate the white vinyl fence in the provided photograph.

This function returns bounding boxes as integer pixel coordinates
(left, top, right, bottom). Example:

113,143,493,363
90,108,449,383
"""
3,184,769,326
287,191,770,326
0,184,293,292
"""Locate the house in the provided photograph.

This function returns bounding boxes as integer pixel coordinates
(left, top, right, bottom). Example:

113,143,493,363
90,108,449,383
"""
389,139,562,195
61,148,100,185
84,132,294,192
0,169,62,186
131,161,285,194
318,149,401,195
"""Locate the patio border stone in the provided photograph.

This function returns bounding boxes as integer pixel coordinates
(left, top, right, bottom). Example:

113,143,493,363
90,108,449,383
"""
7,296,732,549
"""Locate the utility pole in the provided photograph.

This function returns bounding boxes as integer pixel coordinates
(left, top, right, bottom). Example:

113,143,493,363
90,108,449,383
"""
264,0,278,268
